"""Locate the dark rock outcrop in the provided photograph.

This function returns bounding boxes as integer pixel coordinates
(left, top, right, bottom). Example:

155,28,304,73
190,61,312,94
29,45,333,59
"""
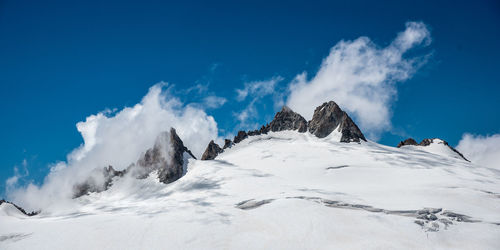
223,139,233,149
259,124,270,134
233,131,248,144
73,165,126,198
397,138,418,148
201,140,223,160
0,199,39,216
269,106,308,133
136,128,196,184
419,138,433,146
308,101,366,142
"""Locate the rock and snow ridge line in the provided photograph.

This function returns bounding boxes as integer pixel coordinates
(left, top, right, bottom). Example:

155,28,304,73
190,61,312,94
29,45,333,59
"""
0,200,38,217
3,99,470,216
201,100,366,160
397,138,469,162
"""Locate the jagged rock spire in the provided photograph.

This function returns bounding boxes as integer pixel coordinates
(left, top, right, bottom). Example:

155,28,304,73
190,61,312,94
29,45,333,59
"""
201,140,223,160
308,101,366,142
269,106,308,133
136,128,196,184
73,128,196,198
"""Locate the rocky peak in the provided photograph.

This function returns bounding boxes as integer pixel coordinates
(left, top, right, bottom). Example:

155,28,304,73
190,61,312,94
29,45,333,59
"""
308,101,366,142
223,139,233,149
269,106,308,133
137,128,196,184
201,140,223,160
397,138,418,148
73,128,196,198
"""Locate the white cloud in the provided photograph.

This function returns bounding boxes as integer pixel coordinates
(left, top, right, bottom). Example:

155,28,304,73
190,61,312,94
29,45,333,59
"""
203,95,227,109
5,159,29,191
236,76,283,102
456,133,500,169
7,83,219,211
286,21,431,139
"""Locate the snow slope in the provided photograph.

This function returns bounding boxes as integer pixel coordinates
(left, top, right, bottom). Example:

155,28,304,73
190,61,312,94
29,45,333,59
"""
1,131,499,249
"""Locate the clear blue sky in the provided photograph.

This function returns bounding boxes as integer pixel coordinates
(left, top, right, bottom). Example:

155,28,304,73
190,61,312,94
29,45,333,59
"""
1,0,499,193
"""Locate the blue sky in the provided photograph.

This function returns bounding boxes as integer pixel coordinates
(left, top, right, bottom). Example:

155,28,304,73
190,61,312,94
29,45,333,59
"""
1,0,499,195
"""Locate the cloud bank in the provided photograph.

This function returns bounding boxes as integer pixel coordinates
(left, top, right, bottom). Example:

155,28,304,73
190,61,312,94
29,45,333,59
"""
286,21,431,139
457,133,500,170
7,83,219,211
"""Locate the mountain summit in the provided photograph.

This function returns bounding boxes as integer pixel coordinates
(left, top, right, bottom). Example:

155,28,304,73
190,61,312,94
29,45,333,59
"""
308,101,366,142
201,100,366,160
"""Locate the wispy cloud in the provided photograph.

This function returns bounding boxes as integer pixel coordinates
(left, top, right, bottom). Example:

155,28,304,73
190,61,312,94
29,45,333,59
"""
234,76,283,129
5,159,29,191
286,21,431,139
457,133,500,169
203,95,227,109
236,76,283,102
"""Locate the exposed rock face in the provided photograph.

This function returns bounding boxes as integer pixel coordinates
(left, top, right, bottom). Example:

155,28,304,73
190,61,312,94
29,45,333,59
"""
308,101,366,142
259,124,270,134
136,128,196,184
397,138,418,148
223,139,233,149
419,138,433,146
201,140,223,160
73,165,126,198
0,199,39,216
269,106,308,133
233,131,248,144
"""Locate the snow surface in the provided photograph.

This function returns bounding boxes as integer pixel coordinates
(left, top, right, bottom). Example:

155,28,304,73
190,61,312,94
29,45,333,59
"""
1,131,500,249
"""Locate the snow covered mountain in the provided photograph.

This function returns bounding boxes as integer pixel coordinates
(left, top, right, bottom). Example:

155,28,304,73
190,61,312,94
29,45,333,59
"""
1,101,499,249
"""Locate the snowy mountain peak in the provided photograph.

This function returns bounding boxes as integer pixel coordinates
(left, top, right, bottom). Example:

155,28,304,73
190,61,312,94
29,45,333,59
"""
73,127,197,198
398,137,469,162
200,101,366,162
308,101,366,142
0,200,38,217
